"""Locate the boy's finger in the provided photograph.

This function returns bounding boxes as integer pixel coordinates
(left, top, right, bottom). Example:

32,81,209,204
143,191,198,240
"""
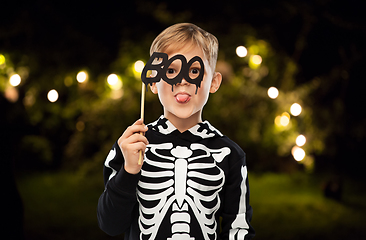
128,133,149,145
119,132,149,147
133,118,144,126
123,123,148,137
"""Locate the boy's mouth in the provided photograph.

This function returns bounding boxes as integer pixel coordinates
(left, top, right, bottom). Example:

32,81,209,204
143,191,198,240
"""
175,93,191,103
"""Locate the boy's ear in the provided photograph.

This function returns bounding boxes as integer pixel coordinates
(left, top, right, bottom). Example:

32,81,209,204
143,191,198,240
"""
150,82,158,94
209,72,222,93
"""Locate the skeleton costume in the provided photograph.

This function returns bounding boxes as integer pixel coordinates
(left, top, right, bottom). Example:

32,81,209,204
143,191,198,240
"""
98,116,255,240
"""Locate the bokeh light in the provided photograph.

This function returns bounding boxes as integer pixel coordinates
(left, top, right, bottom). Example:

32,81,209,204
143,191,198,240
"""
4,87,18,102
267,87,279,99
274,112,291,127
76,71,88,83
64,76,73,87
248,45,259,55
249,55,262,69
76,121,85,132
292,146,306,161
0,54,5,65
134,60,145,73
107,74,123,90
251,55,262,65
296,134,306,147
280,113,290,126
107,74,118,85
236,46,248,58
290,103,302,116
10,74,21,87
47,89,59,102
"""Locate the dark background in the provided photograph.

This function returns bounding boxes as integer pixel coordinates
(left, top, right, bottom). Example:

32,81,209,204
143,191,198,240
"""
1,0,366,239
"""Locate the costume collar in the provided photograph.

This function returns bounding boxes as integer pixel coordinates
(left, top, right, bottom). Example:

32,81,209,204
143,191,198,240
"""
148,115,223,139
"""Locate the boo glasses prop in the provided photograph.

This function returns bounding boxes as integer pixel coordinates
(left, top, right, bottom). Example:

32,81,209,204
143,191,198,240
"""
141,52,205,94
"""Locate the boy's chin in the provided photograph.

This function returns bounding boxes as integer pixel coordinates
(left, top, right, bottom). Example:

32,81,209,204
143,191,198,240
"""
167,110,201,120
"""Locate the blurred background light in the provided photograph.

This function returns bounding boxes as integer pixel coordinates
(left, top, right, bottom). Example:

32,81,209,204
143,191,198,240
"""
76,71,88,83
290,103,302,116
64,76,73,87
292,146,306,161
107,74,123,90
251,55,262,65
274,116,282,126
248,45,259,55
76,121,85,132
236,46,248,58
280,112,290,127
296,134,306,147
10,74,21,87
267,87,279,99
0,54,5,65
249,55,262,69
134,60,145,73
4,87,19,102
274,112,291,127
107,74,118,85
47,89,59,102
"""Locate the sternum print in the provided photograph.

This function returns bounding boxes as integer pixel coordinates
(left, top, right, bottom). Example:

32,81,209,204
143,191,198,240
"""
137,143,230,240
175,159,188,208
168,159,193,240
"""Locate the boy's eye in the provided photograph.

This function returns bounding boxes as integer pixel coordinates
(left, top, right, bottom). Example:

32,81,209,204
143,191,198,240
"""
166,68,179,79
189,68,200,77
167,68,175,74
190,68,199,74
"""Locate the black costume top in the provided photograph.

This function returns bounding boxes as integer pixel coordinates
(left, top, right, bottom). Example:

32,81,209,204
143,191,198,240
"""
98,116,255,239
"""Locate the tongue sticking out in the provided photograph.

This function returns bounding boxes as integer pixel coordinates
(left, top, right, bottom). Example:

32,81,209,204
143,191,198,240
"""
175,93,191,103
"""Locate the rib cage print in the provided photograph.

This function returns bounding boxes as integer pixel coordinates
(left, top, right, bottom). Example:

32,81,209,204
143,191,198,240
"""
137,142,231,240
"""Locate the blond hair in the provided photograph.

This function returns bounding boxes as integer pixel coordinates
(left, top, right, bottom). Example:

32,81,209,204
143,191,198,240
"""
150,23,219,71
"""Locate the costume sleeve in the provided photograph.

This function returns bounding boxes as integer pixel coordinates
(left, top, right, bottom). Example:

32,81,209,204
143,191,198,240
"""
97,141,141,236
220,152,255,240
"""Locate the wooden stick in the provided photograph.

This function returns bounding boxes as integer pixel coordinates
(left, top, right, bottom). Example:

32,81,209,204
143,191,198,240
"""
138,82,146,165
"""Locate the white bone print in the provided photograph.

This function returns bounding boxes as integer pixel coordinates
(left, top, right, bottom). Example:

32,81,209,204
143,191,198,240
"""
137,143,231,240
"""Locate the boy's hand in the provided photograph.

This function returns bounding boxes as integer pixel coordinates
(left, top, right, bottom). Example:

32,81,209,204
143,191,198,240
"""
118,119,149,174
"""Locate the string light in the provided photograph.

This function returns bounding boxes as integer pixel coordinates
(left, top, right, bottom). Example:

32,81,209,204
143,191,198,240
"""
267,87,279,99
280,112,290,126
47,89,59,102
9,74,21,87
236,46,248,58
292,146,305,161
107,74,123,90
0,54,5,65
4,87,18,102
248,55,262,69
275,112,290,127
76,71,88,83
296,134,306,146
132,60,145,79
134,60,145,73
107,74,118,85
290,103,302,116
251,55,262,65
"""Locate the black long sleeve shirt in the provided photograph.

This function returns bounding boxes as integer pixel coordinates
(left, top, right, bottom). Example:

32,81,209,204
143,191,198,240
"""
97,116,255,239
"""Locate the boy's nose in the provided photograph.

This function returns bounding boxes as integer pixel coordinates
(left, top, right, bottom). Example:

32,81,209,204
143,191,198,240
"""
177,78,190,86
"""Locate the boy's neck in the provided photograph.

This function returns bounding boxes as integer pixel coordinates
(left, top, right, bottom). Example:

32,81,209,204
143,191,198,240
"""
164,111,202,133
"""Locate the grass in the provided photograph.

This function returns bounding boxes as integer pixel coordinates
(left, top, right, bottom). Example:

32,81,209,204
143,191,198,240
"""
17,171,122,240
249,173,366,240
17,171,366,240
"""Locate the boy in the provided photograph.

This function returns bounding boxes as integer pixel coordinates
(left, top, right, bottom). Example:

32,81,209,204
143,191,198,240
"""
97,23,255,240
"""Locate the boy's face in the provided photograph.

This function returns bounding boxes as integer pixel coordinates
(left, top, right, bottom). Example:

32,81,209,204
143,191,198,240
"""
150,45,221,123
